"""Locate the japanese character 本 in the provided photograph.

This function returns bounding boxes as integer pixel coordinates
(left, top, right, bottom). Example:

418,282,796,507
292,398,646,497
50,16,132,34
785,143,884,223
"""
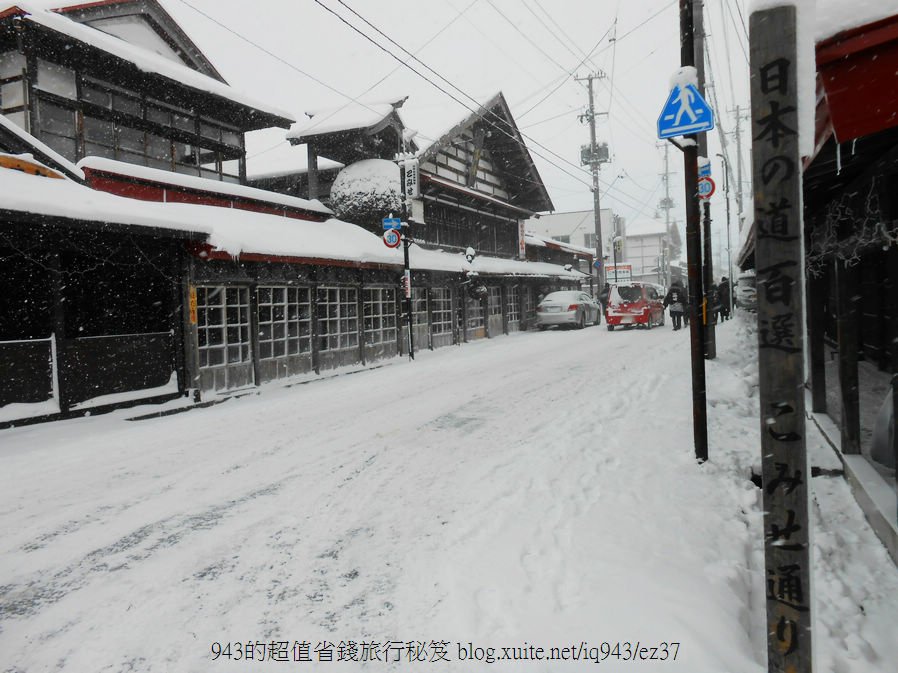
755,101,797,148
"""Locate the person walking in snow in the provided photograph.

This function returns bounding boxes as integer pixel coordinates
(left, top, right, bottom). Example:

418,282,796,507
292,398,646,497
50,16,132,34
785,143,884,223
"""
598,283,611,316
717,276,731,321
663,281,687,331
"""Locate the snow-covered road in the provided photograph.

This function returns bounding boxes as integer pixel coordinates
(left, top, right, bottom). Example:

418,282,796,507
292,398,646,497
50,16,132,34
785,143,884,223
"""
1,318,896,672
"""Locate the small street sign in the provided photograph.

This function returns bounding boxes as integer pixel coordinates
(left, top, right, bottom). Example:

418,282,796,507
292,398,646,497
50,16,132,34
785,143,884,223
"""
593,260,602,269
698,161,712,178
382,217,402,230
698,176,716,200
383,229,401,248
657,84,715,139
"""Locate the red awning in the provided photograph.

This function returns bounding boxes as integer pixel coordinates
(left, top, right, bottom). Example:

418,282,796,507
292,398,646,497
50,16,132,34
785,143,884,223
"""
816,15,898,144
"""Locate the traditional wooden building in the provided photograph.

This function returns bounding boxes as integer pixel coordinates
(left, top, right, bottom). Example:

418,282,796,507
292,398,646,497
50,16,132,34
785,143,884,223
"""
0,2,588,426
0,117,204,426
0,0,291,178
738,8,898,563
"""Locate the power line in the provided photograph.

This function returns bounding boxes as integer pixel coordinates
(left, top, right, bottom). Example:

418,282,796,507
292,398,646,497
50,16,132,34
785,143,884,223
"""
175,0,380,116
317,0,599,189
484,0,571,74
515,22,616,119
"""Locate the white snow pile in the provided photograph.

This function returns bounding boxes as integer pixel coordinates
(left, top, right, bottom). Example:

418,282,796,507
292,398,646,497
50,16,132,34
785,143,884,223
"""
329,158,403,225
669,65,698,90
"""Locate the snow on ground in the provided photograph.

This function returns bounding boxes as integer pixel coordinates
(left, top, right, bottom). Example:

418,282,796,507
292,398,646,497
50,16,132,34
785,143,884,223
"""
1,315,896,672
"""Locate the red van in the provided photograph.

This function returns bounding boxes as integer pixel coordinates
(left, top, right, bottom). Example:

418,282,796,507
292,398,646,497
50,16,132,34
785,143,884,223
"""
605,282,665,331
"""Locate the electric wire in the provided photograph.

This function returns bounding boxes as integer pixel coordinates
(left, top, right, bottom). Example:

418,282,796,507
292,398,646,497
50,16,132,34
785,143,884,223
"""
318,0,604,191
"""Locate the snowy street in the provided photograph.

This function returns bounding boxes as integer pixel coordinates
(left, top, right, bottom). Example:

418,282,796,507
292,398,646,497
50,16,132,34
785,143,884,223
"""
2,317,896,672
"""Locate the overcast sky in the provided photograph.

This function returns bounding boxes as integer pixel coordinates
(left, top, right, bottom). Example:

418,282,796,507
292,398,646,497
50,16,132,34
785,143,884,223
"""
152,2,749,236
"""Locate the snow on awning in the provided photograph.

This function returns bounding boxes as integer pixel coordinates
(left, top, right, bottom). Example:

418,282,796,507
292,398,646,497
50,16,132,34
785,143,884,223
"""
78,156,333,216
13,4,294,125
0,162,583,280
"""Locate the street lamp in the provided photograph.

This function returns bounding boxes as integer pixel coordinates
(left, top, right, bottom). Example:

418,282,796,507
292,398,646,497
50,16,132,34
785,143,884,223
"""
716,153,734,313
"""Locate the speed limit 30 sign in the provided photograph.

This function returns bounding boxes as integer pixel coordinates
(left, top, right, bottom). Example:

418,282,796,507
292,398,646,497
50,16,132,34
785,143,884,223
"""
698,176,715,200
383,228,402,248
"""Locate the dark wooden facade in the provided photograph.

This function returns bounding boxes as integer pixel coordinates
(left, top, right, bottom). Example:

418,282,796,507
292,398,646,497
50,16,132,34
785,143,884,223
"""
0,0,292,181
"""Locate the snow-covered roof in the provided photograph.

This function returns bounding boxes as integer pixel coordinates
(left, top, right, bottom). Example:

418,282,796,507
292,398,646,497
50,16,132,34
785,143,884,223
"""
286,99,405,141
625,218,668,237
77,156,333,216
0,160,208,236
815,0,898,41
0,162,583,280
0,112,84,180
524,231,594,257
2,2,294,123
244,128,343,181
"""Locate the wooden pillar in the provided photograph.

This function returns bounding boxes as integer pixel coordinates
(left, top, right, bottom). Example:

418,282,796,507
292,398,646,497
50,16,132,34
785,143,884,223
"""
807,267,827,413
837,259,861,454
171,244,191,397
247,279,262,388
307,144,319,201
750,7,813,672
49,250,69,413
356,271,365,365
310,269,321,375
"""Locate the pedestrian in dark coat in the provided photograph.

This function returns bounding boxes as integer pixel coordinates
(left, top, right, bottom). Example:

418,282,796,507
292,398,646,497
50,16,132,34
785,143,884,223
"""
663,282,687,331
598,284,611,315
718,277,731,321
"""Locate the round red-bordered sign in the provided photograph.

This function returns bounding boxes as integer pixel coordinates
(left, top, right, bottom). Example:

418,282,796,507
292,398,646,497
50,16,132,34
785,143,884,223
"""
698,176,716,200
383,229,402,248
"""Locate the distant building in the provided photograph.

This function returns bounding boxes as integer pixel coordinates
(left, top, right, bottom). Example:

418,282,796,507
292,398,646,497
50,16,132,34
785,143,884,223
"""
523,208,616,251
620,218,668,286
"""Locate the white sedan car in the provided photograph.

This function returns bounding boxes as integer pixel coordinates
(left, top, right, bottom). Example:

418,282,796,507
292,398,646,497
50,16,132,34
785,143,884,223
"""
536,290,602,330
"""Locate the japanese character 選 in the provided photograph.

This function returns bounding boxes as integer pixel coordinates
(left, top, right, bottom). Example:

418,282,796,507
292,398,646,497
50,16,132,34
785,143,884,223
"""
759,314,801,354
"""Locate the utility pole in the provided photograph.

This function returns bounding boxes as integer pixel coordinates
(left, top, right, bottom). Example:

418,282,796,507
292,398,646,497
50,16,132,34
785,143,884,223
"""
694,0,716,360
576,71,608,296
730,105,749,225
678,0,709,462
658,141,676,286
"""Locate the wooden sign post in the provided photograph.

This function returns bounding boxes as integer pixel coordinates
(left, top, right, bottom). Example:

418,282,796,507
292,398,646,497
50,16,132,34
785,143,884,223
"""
750,6,813,673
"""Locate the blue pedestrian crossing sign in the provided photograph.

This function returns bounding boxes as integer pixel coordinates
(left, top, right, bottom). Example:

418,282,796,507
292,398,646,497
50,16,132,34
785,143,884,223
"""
657,84,715,139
